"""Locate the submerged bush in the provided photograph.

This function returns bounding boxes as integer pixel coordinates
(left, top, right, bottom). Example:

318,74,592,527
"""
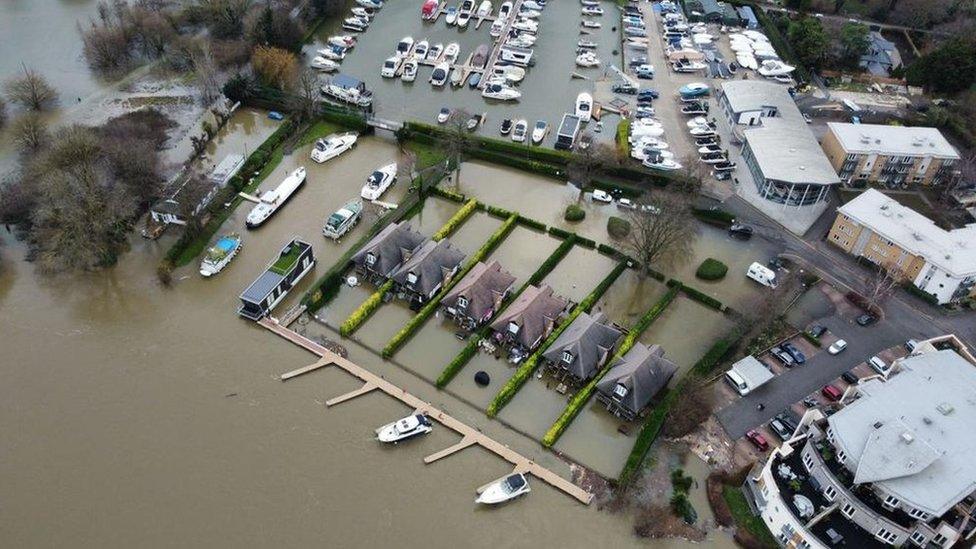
607,216,631,239
564,204,585,222
695,258,728,281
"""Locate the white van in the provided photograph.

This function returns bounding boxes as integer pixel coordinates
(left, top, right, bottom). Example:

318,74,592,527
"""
725,370,750,396
869,356,890,376
747,262,777,288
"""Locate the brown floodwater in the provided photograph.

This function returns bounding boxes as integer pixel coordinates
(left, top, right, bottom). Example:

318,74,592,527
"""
0,128,738,547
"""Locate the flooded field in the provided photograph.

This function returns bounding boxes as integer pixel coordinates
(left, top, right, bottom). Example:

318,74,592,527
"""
638,296,737,381
543,245,618,303
307,0,622,145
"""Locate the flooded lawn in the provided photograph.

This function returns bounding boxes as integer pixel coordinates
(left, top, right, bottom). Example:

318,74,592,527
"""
318,279,376,326
203,108,282,166
554,398,635,479
450,351,520,410
638,296,737,382
408,195,461,234
483,225,561,282
542,246,618,303
396,314,468,383
496,374,574,440
593,269,670,327
442,211,502,256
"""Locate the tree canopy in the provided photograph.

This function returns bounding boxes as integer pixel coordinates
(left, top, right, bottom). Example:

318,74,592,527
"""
788,17,829,69
906,38,976,94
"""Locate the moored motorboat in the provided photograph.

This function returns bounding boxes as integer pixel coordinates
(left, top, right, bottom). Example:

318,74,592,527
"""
395,36,414,57
311,132,358,163
481,82,521,100
311,57,340,72
500,118,513,135
457,0,474,27
531,120,547,144
376,414,433,443
498,0,513,18
328,35,357,48
476,473,531,504
322,199,363,240
401,59,418,81
575,51,600,67
245,167,307,228
381,56,402,78
581,5,603,15
467,72,481,87
443,42,461,63
450,66,465,87
580,19,601,28
511,119,528,142
360,163,398,201
575,92,593,122
437,107,452,123
413,39,429,59
476,0,493,16
427,43,444,61
467,112,486,131
199,233,242,277
430,62,450,86
445,5,458,24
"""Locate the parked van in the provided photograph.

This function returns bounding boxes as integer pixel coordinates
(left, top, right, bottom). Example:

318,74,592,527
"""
725,370,749,396
868,355,890,376
746,262,777,288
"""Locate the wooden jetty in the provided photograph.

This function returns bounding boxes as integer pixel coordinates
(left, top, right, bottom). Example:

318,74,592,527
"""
479,0,526,90
263,317,594,505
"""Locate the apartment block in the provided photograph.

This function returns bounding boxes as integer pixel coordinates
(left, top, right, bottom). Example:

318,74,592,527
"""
822,123,960,187
828,189,976,304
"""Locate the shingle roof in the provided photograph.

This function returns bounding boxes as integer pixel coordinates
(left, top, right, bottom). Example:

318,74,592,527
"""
442,260,516,321
391,239,466,297
542,311,622,380
352,221,427,277
596,343,677,414
827,349,976,516
490,285,568,349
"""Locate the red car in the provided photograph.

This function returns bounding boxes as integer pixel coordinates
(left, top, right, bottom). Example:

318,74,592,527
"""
821,384,843,401
745,429,769,451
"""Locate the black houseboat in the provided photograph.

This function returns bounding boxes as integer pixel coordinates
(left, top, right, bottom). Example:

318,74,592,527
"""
238,238,315,320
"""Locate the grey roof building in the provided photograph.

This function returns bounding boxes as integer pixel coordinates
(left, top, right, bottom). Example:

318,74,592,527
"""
543,312,622,383
596,343,677,421
860,31,902,77
441,260,516,328
391,239,466,302
490,285,568,351
352,221,427,279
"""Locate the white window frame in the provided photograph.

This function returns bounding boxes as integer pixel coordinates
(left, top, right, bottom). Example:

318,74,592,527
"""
823,485,837,501
909,531,926,546
508,322,520,335
561,350,573,364
876,527,898,545
842,502,856,518
365,252,376,266
456,295,469,310
613,383,628,399
883,495,900,509
406,272,418,285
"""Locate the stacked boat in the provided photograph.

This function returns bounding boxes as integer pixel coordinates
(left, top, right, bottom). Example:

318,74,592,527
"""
313,36,356,73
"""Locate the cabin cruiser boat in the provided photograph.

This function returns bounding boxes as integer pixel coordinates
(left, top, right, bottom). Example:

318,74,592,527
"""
468,72,481,87
680,102,707,115
499,45,533,66
312,57,340,72
575,92,593,122
450,66,465,87
688,126,715,137
581,5,603,15
642,156,682,171
395,36,414,57
713,160,736,172
445,5,458,24
381,56,402,77
695,136,718,146
758,60,795,77
490,65,525,82
506,34,536,48
413,40,429,59
466,113,486,131
438,107,452,123
511,119,528,142
360,163,397,201
580,19,601,28
199,233,242,277
322,199,363,240
512,18,538,32
628,125,664,139
457,0,475,27
698,143,722,154
519,8,542,18
531,120,547,144
476,473,530,504
523,0,545,9
246,167,307,228
444,43,461,63
577,39,597,49
477,0,493,16
318,45,347,60
482,83,521,100
328,35,357,48
673,60,706,73
498,0,513,19
686,116,712,128
634,136,668,151
500,118,513,135
342,17,368,32
472,44,490,68
401,59,418,81
356,0,382,8
678,82,709,97
700,152,727,164
575,51,600,67
427,43,444,61
311,132,358,163
490,19,506,37
376,414,433,443
430,62,450,86
421,0,440,20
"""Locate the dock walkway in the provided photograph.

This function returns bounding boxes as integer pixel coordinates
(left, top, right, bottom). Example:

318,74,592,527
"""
479,0,525,89
260,317,594,505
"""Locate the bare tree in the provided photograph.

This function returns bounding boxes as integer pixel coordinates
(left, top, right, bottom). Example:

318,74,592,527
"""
5,65,58,111
941,152,976,203
441,108,472,190
678,153,708,194
176,174,216,235
288,67,319,122
862,265,902,312
11,113,49,154
568,139,618,199
625,193,699,278
192,42,223,105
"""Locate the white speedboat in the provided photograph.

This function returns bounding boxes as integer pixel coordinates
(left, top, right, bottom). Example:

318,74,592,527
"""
322,199,363,240
342,17,368,32
445,5,458,24
575,92,593,122
361,163,398,201
628,125,664,138
476,473,531,504
444,42,460,64
199,233,242,277
511,119,528,142
581,0,598,5
401,59,418,81
311,132,358,163
490,65,525,82
490,19,506,37
506,35,536,48
519,8,541,18
381,56,402,78
523,0,544,9
356,0,382,8
476,0,493,16
581,19,601,28
430,62,450,86
351,7,374,19
414,39,429,59
376,414,433,443
512,18,538,32
498,0,513,18
328,35,357,48
577,39,597,49
318,46,347,60
450,66,465,87
482,82,521,100
643,157,683,171
686,116,711,128
437,107,452,123
427,43,444,61
245,167,306,228
581,5,603,15
758,59,795,77
457,0,474,27
531,120,547,144
575,51,600,67
312,57,340,72
395,36,414,57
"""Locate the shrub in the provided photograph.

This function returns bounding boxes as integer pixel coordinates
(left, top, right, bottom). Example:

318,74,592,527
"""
576,235,596,249
339,280,393,337
432,198,477,241
607,216,631,239
564,204,585,222
695,258,728,281
692,207,735,228
548,226,573,240
905,283,939,305
517,215,547,231
429,185,466,203
484,204,514,218
801,331,822,348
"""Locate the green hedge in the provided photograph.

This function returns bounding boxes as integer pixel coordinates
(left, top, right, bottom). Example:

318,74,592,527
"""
517,215,547,231
695,258,728,281
904,283,940,305
692,207,735,228
432,199,477,241
484,204,514,218
429,186,467,203
801,331,822,348
607,216,631,239
565,204,586,222
435,337,481,387
486,261,627,417
542,284,680,447
548,226,572,240
679,283,725,311
529,235,577,286
575,235,596,249
381,214,519,358
615,119,631,157
339,279,393,337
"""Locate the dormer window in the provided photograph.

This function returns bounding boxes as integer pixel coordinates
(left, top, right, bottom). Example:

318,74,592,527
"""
507,322,520,335
457,296,469,310
365,252,376,266
406,272,418,286
613,384,628,399
562,351,573,364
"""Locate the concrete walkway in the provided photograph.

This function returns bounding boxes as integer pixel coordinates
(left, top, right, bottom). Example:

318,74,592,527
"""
259,317,595,505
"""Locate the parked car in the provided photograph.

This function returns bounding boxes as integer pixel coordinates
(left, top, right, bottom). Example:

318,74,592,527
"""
745,429,769,451
635,65,655,79
821,384,843,401
612,82,638,95
782,342,806,364
808,324,828,338
637,89,660,100
905,339,919,353
801,396,819,408
768,418,792,440
868,355,890,376
841,371,859,385
856,313,877,326
828,339,847,355
770,346,795,367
